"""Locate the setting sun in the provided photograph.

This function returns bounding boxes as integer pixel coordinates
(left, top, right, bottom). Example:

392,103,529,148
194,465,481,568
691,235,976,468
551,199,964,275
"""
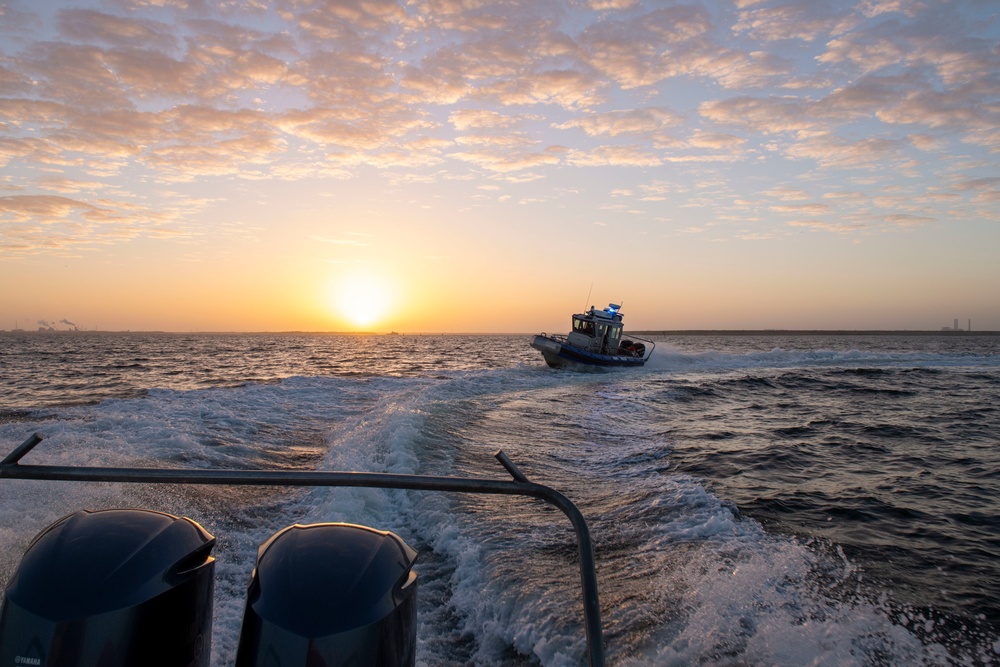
328,272,394,329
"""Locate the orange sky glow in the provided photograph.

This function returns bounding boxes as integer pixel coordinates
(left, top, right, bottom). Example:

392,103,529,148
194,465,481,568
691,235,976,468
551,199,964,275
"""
1,0,998,333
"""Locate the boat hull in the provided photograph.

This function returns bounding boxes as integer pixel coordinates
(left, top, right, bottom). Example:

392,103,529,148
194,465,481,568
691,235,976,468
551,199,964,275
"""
531,335,646,370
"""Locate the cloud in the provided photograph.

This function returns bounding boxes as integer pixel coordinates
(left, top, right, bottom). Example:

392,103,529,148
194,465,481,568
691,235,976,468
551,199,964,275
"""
399,67,469,105
857,0,925,19
822,191,868,203
953,177,1000,192
789,135,911,170
0,3,41,36
884,213,934,227
0,0,996,258
733,1,859,42
699,96,824,136
688,130,746,150
706,49,795,89
35,176,109,194
879,89,999,137
0,195,130,256
566,145,662,167
0,63,33,95
449,109,525,131
0,194,107,223
57,8,178,50
454,133,536,149
578,5,715,88
144,109,287,180
788,219,869,233
478,69,606,109
952,177,1000,203
409,18,603,108
763,187,811,201
587,0,638,9
770,203,832,216
818,4,1000,86
555,108,683,139
0,194,191,255
21,42,194,109
819,34,910,74
450,148,561,173
290,0,407,40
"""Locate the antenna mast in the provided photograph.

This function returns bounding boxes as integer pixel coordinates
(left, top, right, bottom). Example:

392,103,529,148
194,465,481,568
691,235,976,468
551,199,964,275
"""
584,283,593,311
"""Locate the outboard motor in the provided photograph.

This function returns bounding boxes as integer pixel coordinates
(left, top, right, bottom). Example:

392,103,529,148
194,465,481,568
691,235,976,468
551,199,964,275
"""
0,508,215,667
619,340,645,357
235,522,418,667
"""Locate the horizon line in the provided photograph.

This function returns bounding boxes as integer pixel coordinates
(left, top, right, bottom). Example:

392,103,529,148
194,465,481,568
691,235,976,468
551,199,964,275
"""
3,329,998,336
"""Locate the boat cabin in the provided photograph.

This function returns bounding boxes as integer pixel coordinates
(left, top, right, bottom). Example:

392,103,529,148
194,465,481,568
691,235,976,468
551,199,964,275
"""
566,304,625,354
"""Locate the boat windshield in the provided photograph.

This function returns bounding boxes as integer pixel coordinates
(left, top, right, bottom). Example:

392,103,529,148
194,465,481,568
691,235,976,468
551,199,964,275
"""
573,317,595,336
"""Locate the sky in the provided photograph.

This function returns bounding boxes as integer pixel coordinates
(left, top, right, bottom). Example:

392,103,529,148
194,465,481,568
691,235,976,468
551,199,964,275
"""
1,0,998,333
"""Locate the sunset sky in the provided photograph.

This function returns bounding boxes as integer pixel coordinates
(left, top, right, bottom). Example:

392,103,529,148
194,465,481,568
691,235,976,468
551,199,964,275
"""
1,0,998,333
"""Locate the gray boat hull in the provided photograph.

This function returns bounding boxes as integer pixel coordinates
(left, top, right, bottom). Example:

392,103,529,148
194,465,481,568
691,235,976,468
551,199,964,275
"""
531,334,646,370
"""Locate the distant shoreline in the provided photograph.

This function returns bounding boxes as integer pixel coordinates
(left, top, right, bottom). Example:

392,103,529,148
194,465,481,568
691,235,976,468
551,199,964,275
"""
2,329,998,336
632,330,1000,336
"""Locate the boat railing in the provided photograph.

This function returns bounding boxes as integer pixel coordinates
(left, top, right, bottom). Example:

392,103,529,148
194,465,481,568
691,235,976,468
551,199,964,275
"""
625,334,657,361
0,433,605,667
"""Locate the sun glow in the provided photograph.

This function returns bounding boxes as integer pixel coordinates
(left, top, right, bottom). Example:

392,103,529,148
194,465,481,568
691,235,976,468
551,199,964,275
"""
329,272,394,329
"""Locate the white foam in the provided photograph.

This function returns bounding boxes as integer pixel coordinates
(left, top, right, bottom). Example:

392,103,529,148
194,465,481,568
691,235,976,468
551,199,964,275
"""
619,535,948,666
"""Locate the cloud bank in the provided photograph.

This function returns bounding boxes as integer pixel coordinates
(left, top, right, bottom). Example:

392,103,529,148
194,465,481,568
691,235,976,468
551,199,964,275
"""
1,0,998,256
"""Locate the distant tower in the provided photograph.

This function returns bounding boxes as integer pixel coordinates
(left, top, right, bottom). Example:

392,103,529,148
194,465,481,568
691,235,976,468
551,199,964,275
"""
968,319,971,332
954,318,959,331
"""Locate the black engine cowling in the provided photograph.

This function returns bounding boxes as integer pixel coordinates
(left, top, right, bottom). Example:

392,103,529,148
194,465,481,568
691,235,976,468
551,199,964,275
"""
1,513,418,667
235,522,418,667
0,508,215,667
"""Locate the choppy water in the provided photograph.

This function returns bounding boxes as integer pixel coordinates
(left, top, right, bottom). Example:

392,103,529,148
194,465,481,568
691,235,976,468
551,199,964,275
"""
1,331,998,665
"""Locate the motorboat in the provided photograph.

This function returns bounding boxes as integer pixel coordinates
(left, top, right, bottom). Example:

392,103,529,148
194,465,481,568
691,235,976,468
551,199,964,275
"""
0,433,604,667
531,303,655,370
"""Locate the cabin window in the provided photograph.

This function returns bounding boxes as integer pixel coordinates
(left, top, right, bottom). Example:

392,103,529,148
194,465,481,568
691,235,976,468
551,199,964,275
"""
573,318,595,336
609,327,622,341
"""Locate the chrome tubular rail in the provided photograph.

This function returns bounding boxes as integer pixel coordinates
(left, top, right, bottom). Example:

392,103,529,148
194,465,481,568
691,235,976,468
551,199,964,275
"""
630,334,656,361
1,433,605,667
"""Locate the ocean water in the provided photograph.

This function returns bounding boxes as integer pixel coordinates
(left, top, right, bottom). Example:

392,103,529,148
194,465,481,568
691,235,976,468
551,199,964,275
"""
0,331,998,666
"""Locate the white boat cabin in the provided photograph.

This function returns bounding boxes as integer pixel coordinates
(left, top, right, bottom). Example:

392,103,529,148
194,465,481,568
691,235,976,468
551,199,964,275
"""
566,304,625,354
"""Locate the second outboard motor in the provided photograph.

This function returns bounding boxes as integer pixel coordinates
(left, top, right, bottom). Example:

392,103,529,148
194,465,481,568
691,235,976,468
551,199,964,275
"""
0,508,215,667
236,522,418,667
